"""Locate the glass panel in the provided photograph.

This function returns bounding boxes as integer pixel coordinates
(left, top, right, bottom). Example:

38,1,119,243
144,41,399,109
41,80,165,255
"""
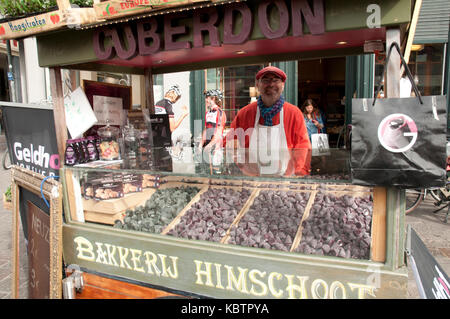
223,65,264,126
63,57,380,263
407,43,445,96
66,147,371,261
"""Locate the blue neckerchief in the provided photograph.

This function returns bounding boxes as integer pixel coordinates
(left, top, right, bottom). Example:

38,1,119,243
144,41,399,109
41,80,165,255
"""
258,95,285,126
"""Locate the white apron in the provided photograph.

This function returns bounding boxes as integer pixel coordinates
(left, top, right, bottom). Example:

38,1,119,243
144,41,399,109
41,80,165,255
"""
249,107,290,175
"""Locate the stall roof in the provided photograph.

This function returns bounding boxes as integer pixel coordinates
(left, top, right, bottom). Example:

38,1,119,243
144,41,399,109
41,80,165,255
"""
36,0,412,73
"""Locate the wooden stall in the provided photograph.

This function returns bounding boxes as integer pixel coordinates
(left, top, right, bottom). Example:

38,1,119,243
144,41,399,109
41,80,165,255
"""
8,0,417,299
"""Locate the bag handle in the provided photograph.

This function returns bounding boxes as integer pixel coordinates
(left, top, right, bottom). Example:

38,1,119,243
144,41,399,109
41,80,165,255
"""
373,42,423,106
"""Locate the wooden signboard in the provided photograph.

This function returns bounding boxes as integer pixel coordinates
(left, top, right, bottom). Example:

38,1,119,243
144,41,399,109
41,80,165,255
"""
27,201,51,298
82,80,132,135
83,80,132,112
0,7,96,41
11,166,63,299
408,226,450,299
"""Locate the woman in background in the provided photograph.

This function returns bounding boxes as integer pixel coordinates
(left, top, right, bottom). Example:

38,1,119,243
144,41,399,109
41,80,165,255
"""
201,89,226,151
301,99,325,140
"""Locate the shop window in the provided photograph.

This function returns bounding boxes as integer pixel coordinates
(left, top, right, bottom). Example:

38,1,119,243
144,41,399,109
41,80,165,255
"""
205,64,265,126
298,57,346,148
408,43,445,96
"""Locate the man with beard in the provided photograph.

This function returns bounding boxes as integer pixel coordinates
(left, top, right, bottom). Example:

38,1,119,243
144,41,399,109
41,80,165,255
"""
225,66,311,176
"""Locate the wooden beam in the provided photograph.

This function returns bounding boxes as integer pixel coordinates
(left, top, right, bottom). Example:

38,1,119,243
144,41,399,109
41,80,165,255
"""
386,28,401,98
57,0,71,10
11,181,20,298
403,0,422,69
370,28,402,263
49,67,68,163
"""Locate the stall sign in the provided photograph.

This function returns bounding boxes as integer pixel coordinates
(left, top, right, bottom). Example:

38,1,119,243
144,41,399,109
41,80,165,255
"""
93,0,325,60
64,225,407,299
1,103,60,177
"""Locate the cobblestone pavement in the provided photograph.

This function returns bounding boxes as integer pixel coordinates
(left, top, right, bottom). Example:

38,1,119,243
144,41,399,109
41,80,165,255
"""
0,149,448,299
405,196,450,299
0,167,29,299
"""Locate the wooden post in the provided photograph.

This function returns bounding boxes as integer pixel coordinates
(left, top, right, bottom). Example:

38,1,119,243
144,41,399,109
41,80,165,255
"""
403,0,422,65
371,187,387,262
57,0,71,10
49,67,68,164
370,28,402,263
385,28,401,98
371,28,404,266
11,182,20,298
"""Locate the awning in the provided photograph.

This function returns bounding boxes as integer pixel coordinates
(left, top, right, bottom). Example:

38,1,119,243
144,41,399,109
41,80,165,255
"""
414,0,450,44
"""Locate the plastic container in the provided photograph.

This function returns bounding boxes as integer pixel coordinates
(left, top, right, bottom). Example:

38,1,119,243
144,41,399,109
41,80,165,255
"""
97,122,121,160
122,122,140,159
64,139,78,166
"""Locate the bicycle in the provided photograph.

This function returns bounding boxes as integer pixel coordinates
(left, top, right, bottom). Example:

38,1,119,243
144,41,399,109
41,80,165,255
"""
405,182,449,223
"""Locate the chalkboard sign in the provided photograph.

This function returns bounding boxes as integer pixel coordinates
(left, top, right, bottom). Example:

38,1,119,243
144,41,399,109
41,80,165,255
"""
408,226,450,299
27,201,50,298
11,166,63,299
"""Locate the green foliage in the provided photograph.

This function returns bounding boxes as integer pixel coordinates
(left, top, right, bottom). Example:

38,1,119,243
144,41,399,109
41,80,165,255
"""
4,185,11,202
0,0,93,18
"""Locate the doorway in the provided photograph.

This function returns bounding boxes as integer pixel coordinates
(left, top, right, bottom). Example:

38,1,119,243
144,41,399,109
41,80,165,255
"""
298,57,346,148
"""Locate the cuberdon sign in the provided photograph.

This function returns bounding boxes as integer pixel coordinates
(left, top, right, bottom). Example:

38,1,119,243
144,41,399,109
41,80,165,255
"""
93,0,325,60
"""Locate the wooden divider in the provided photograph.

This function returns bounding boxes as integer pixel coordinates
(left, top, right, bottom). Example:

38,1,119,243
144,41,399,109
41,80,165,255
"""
371,187,387,262
161,185,257,239
221,188,317,249
160,185,210,235
290,190,318,252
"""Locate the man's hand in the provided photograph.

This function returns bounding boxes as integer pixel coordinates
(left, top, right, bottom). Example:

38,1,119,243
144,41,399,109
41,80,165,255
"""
181,105,189,116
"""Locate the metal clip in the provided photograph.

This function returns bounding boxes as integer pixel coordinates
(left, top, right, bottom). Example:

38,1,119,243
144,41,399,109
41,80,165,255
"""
432,96,439,121
362,99,368,112
63,265,84,299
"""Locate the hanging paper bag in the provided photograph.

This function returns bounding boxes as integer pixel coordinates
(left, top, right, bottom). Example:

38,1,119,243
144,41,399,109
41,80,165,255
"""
311,133,330,156
64,87,98,138
351,42,447,188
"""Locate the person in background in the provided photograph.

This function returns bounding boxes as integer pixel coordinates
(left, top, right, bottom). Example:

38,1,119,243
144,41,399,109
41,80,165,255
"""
154,85,189,132
301,98,325,140
225,66,311,176
201,89,226,152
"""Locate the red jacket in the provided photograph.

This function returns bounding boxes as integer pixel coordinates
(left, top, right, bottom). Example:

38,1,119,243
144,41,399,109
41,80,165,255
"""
226,101,312,175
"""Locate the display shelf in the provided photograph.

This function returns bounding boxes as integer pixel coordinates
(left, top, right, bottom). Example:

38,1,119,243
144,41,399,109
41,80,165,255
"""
67,165,379,262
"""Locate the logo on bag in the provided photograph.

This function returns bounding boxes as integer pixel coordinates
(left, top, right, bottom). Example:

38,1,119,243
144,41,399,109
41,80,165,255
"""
378,113,418,153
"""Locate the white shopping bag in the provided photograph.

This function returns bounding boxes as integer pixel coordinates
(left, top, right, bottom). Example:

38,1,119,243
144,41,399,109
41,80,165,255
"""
64,87,98,138
311,133,330,156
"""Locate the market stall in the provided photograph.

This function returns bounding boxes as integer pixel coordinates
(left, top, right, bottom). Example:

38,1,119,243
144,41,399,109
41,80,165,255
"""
7,0,418,299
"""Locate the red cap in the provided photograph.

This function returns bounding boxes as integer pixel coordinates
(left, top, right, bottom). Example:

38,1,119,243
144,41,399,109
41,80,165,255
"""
255,66,287,82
